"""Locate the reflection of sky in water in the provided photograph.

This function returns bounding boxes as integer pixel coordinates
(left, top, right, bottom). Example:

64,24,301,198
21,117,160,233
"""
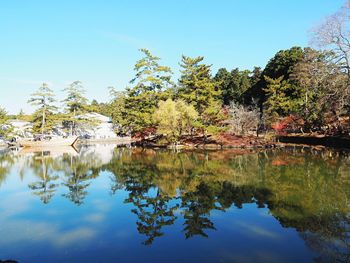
0,147,348,262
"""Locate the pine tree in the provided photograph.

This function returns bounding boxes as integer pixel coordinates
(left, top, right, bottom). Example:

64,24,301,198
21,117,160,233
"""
28,83,57,135
263,76,296,122
177,56,224,134
122,49,174,134
62,81,88,135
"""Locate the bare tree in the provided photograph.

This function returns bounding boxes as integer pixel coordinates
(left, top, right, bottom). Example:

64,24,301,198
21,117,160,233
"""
227,103,260,136
311,1,350,81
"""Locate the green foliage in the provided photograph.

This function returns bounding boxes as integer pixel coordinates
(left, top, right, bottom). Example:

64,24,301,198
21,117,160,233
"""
264,46,304,80
153,99,199,143
28,83,58,134
88,99,110,116
290,48,348,128
214,68,252,105
177,56,224,135
62,81,89,135
263,76,298,122
0,107,12,138
63,81,88,115
244,47,304,109
178,56,220,114
121,49,174,134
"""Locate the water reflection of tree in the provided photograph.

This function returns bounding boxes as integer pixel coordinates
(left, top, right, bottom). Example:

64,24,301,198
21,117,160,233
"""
28,152,59,204
0,149,14,187
107,155,179,245
2,145,350,260
299,214,350,263
61,153,100,206
180,183,217,238
104,147,350,255
127,189,179,245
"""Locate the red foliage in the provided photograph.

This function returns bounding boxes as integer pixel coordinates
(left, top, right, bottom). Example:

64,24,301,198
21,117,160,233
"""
271,122,287,133
272,115,305,134
132,127,157,140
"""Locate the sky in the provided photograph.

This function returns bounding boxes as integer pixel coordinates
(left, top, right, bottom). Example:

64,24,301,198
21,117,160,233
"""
0,0,345,114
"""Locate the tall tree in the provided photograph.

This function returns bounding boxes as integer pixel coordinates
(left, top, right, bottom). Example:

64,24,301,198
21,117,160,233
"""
177,56,224,135
178,56,220,113
214,68,234,105
244,47,304,108
28,83,57,135
263,76,297,122
62,81,88,135
291,48,347,129
122,49,174,134
311,1,350,82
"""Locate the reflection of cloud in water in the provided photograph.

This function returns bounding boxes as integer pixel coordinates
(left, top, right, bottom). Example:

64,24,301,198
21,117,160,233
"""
0,191,32,218
0,219,96,248
92,199,112,212
84,213,105,223
221,250,285,263
236,222,280,239
55,227,96,247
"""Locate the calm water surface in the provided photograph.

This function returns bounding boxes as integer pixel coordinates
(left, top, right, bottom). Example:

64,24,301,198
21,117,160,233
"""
0,145,349,263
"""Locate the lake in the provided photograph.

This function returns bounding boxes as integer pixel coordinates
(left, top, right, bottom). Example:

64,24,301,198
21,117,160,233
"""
0,145,349,263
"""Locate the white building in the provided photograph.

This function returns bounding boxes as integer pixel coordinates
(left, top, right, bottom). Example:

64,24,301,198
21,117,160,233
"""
75,112,119,140
8,120,33,138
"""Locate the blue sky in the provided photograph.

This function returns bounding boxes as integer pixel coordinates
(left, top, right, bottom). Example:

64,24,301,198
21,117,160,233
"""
0,0,345,114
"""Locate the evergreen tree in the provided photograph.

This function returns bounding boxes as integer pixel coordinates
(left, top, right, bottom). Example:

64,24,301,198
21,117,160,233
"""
62,81,88,135
28,83,57,135
244,47,304,109
122,49,174,134
177,56,224,134
263,76,297,122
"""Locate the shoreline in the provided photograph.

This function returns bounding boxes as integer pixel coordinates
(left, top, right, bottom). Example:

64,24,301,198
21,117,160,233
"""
276,135,350,149
3,134,350,150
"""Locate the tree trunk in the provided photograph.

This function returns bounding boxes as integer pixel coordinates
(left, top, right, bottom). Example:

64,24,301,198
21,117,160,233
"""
42,104,46,135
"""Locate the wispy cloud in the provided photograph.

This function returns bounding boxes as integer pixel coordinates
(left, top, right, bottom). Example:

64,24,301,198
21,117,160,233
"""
236,221,281,239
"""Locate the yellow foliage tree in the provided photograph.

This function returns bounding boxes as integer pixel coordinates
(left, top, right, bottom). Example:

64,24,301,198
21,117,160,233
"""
154,99,198,144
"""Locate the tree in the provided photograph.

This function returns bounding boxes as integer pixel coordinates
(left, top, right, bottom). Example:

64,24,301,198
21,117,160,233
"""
311,2,350,82
153,99,198,144
227,102,260,135
122,49,174,134
263,76,297,123
28,83,57,135
177,56,224,135
214,68,251,105
62,81,88,135
244,47,304,108
0,107,12,138
291,48,348,129
178,56,220,114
